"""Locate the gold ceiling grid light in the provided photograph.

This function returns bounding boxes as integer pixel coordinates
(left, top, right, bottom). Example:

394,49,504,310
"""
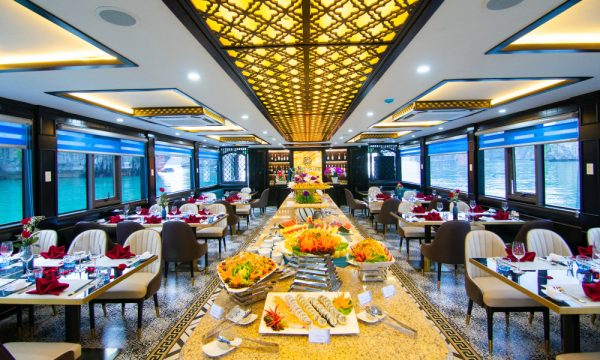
190,0,423,142
347,131,412,143
0,0,133,72
208,134,269,145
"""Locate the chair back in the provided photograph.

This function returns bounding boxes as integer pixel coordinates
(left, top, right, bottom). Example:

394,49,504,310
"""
513,219,553,244
344,188,356,207
68,230,107,255
240,187,251,193
202,192,217,201
215,200,239,225
162,221,204,262
179,203,198,214
116,221,144,246
124,230,162,274
149,204,161,213
465,230,506,279
173,199,187,209
207,203,228,230
73,221,105,238
397,200,412,215
368,187,382,198
238,193,252,201
428,221,471,264
33,230,58,255
375,198,401,225
527,229,572,257
427,197,447,211
253,188,269,207
402,190,416,200
587,227,600,246
449,201,470,213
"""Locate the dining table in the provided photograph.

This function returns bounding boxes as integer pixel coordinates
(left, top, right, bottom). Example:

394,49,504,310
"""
0,253,158,342
98,213,227,230
469,257,600,353
179,194,451,359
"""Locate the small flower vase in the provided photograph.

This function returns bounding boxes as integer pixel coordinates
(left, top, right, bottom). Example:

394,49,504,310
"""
332,175,338,184
161,207,167,220
452,204,459,221
21,245,33,272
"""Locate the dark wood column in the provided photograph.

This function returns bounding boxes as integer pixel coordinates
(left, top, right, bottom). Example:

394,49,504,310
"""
33,107,58,218
147,137,156,203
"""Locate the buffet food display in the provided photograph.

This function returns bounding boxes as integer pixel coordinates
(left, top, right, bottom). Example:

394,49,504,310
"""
217,252,278,292
280,227,349,258
289,173,331,205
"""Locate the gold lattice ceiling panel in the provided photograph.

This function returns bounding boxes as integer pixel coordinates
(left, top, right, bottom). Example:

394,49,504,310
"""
190,0,423,142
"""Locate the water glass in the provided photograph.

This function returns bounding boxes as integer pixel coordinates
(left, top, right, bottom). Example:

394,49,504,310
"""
432,189,436,197
63,255,76,271
512,241,526,273
436,202,443,212
123,205,130,215
0,241,13,258
171,206,179,215
501,201,509,212
469,200,476,212
135,206,142,215
27,267,43,282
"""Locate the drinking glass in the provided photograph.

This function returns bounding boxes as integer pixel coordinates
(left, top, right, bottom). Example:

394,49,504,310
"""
74,251,86,273
501,201,509,212
436,202,443,212
0,241,13,259
432,189,437,197
171,206,178,215
89,244,102,268
135,206,142,215
512,241,526,273
123,205,130,215
19,248,34,277
469,200,476,212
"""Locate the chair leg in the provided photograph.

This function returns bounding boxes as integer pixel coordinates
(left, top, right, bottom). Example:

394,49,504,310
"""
246,216,249,228
28,305,34,333
528,312,534,324
89,302,95,337
406,238,410,260
121,303,125,317
190,261,195,286
204,252,209,274
592,314,597,324
137,300,144,338
437,262,442,289
163,261,169,284
229,225,233,236
466,299,473,325
486,307,494,353
52,305,57,316
542,309,550,354
505,312,510,334
16,306,22,338
218,238,222,257
153,293,160,318
102,303,107,317
223,236,227,251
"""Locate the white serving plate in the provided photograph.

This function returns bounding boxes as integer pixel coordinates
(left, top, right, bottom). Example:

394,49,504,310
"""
275,237,349,259
347,255,395,270
216,255,278,294
202,338,242,357
258,291,359,335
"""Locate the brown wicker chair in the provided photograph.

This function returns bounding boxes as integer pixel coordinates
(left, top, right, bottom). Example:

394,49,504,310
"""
344,188,368,217
420,221,471,288
162,221,208,284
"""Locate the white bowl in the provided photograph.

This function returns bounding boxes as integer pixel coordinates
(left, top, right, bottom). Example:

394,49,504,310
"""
246,246,259,254
258,248,271,258
271,251,283,264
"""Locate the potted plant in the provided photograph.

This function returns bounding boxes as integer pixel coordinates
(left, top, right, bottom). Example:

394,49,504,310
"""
157,187,169,220
449,189,461,220
325,166,344,184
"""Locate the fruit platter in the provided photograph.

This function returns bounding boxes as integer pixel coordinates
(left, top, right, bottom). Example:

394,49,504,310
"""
217,252,278,293
278,227,349,258
258,292,359,335
347,238,395,270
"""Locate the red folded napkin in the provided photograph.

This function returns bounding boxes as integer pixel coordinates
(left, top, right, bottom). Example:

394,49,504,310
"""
185,215,201,223
472,205,486,213
375,193,390,200
494,211,510,220
425,212,442,221
412,206,427,214
144,215,162,224
40,245,65,259
187,197,196,203
504,248,536,262
105,244,135,259
108,215,123,224
26,273,69,296
198,195,207,201
416,193,425,199
139,208,150,215
579,246,593,257
171,209,181,215
582,282,600,301
423,195,433,201
198,208,212,216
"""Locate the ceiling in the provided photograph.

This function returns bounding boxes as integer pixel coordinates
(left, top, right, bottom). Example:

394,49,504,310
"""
0,0,598,148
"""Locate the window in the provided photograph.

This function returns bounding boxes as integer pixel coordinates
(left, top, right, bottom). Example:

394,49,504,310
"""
121,156,143,203
427,137,468,191
513,145,536,194
57,129,146,212
400,145,420,185
199,150,219,188
155,143,193,194
544,142,580,209
368,145,397,181
0,121,29,225
482,148,505,197
220,147,248,184
57,152,87,214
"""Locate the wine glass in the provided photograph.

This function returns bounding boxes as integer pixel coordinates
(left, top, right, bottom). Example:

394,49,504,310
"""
171,205,178,215
74,251,86,273
501,201,509,212
469,200,476,212
512,241,526,274
135,206,142,215
88,244,102,268
432,189,437,197
0,241,13,259
436,202,443,213
19,248,34,278
123,204,130,216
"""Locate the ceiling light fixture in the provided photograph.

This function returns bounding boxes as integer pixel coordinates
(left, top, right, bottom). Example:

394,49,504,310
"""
262,130,268,134
66,92,133,114
241,114,249,119
438,127,444,130
116,118,124,123
411,135,415,138
416,65,431,74
348,129,353,133
187,72,201,81
175,132,180,136
367,112,374,117
498,109,507,113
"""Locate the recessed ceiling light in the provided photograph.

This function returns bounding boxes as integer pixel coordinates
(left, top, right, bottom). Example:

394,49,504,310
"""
175,132,180,136
262,131,268,134
348,129,353,133
411,135,415,138
187,72,200,82
334,142,338,145
417,65,431,74
339,136,344,140
367,112,374,117
116,118,124,123
498,109,507,113
202,139,207,142
278,143,282,146
271,137,276,141
241,114,249,119
438,127,444,130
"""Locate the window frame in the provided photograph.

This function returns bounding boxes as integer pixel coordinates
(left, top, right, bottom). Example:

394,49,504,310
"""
120,155,146,204
89,154,122,209
198,149,219,189
507,145,539,204
220,147,249,186
480,147,507,199
154,142,194,196
57,151,89,215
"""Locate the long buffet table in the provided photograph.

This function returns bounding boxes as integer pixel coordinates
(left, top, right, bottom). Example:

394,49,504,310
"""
180,195,449,359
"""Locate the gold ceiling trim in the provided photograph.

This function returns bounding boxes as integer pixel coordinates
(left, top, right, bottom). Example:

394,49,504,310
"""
348,131,411,143
391,100,491,121
132,106,225,124
190,0,424,142
209,134,269,145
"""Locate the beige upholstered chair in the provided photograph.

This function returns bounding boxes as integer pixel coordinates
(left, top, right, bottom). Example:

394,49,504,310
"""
402,190,416,200
394,201,425,259
148,204,161,213
235,194,251,229
179,203,198,214
68,230,107,255
202,192,217,201
526,229,572,257
465,230,549,353
449,200,470,213
367,186,382,199
2,342,82,359
240,187,251,193
588,227,600,246
196,203,228,257
556,352,600,360
32,230,58,255
90,229,162,337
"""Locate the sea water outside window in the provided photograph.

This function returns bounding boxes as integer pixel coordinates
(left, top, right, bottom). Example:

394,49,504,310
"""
199,149,218,188
57,129,146,213
0,120,30,225
155,143,193,194
400,145,421,185
427,136,468,191
482,147,506,198
478,116,580,209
